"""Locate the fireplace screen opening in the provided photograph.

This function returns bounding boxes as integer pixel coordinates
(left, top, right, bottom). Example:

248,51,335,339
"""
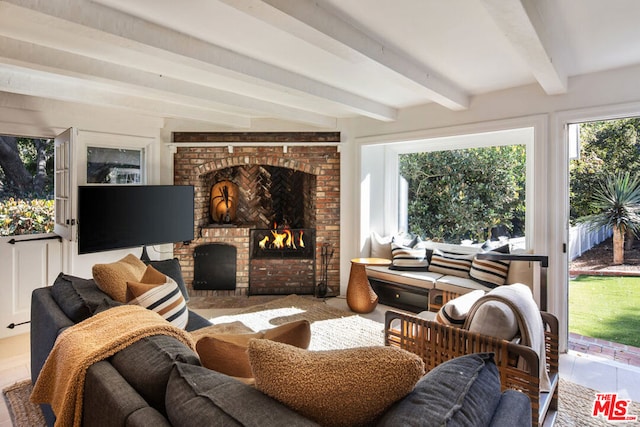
250,227,315,259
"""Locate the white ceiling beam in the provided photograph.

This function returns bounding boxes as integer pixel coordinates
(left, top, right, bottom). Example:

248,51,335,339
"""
0,0,396,121
0,65,252,128
220,0,469,111
479,0,568,95
0,36,337,129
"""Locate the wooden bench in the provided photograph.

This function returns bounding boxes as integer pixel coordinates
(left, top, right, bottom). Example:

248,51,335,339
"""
384,310,559,427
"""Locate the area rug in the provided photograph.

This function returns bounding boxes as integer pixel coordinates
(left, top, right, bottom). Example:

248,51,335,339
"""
556,378,640,426
208,294,386,350
2,379,46,427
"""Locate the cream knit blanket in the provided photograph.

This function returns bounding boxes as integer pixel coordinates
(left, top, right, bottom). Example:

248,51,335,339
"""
464,283,551,392
30,305,196,427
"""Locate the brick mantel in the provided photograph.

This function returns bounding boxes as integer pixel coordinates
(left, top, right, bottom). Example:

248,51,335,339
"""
173,138,340,297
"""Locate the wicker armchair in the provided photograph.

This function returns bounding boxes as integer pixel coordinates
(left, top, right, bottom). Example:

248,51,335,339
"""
384,310,559,427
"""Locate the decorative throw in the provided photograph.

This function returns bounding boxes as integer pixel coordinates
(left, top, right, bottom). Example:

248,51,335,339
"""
30,305,196,427
127,265,188,329
463,283,551,392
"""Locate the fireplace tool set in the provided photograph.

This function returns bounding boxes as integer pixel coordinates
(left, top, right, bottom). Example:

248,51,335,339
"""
316,243,334,298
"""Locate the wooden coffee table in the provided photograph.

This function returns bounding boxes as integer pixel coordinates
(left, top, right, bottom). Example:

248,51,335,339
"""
346,257,392,313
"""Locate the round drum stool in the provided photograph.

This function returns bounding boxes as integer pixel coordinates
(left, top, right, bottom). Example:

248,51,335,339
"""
346,258,391,313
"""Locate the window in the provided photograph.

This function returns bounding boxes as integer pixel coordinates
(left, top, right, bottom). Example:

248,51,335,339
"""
398,145,526,244
0,135,54,236
360,127,534,249
87,147,143,184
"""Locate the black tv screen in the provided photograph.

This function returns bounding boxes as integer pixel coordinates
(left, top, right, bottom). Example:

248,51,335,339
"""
78,185,194,254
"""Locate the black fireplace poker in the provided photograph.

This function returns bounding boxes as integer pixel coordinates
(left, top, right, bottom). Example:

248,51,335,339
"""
316,243,334,298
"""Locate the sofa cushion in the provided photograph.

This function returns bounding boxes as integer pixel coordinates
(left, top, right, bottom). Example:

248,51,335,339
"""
470,255,510,288
467,300,519,341
92,254,147,303
195,320,311,379
428,250,474,278
127,265,189,329
375,353,503,427
165,362,317,427
435,290,485,327
110,335,200,416
50,273,119,323
248,340,424,427
389,242,430,271
145,258,190,302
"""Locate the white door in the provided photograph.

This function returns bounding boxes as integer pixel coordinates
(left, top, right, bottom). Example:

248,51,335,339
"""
0,236,62,339
54,127,77,241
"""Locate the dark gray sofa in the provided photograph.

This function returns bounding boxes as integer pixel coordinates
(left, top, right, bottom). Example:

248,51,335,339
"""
31,266,533,427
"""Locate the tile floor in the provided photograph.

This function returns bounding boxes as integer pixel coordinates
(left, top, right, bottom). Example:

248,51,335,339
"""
2,297,639,426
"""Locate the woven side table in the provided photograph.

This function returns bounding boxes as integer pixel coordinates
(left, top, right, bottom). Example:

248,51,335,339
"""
346,258,391,313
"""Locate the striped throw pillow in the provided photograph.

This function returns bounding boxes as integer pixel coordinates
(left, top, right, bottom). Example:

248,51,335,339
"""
127,265,188,329
389,242,430,270
435,290,485,327
470,255,511,288
428,250,474,278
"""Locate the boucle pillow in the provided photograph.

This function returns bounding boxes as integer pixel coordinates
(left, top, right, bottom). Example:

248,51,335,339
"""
189,321,254,342
428,249,474,278
435,290,485,327
196,320,311,379
467,300,519,341
92,254,147,303
470,254,511,288
127,265,188,329
248,340,424,427
376,353,503,427
389,242,430,270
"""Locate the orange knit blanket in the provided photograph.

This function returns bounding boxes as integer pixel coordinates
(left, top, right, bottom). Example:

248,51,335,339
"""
30,305,196,427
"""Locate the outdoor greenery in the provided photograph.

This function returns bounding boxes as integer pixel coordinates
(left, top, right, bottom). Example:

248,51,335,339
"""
571,118,640,222
570,275,640,348
577,172,640,264
0,135,54,236
399,145,526,243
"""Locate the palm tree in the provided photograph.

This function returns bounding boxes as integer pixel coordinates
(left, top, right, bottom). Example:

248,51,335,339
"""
579,172,640,264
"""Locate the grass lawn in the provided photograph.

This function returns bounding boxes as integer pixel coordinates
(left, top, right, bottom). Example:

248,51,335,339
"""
569,275,640,348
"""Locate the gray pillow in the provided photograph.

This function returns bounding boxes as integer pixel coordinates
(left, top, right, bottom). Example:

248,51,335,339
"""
50,273,118,323
376,353,502,427
166,362,319,427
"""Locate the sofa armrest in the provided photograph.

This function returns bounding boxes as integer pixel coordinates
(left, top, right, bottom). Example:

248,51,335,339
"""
84,361,171,427
30,287,74,383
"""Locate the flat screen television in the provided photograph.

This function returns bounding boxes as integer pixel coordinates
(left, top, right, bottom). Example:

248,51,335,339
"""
77,185,194,254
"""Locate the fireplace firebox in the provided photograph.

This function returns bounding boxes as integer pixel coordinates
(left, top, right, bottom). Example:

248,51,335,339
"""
250,228,315,259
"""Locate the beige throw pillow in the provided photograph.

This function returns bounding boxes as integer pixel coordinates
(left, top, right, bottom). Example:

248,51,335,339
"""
195,319,311,380
248,340,425,427
92,254,147,303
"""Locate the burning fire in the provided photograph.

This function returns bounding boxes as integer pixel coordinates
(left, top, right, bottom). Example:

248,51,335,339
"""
258,224,305,250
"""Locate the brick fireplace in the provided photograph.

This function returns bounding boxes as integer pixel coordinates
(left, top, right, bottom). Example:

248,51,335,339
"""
172,132,340,297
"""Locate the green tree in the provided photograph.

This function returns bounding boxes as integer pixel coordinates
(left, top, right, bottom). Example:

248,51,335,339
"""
571,118,640,222
578,172,640,264
0,135,53,197
399,145,526,243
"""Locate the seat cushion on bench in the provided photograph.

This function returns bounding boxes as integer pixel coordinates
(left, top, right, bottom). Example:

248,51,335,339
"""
434,275,492,295
366,266,439,290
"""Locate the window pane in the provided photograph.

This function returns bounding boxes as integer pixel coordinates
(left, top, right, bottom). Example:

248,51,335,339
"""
398,145,526,245
87,147,142,184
